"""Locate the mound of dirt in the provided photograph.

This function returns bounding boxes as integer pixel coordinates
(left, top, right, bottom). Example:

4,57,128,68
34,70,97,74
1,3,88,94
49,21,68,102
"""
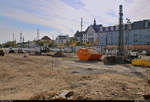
53,51,65,57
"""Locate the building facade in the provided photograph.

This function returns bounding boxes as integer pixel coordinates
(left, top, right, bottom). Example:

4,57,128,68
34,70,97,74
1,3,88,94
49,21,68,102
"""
74,31,82,42
74,19,150,53
98,20,150,45
84,19,102,44
56,35,69,45
98,20,150,53
74,19,102,44
82,31,88,43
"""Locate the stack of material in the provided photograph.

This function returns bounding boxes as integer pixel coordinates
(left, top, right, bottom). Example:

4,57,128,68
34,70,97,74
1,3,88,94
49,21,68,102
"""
103,56,116,65
53,50,65,57
77,48,102,61
103,56,125,65
115,56,125,64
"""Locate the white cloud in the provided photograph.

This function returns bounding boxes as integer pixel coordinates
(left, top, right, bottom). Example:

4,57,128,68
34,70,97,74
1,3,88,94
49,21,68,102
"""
0,0,150,42
127,0,150,21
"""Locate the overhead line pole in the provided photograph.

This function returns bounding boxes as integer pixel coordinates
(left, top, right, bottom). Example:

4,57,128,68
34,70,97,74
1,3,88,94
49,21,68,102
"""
81,17,83,43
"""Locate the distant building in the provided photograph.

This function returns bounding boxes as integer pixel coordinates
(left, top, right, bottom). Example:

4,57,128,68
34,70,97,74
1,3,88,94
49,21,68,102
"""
98,19,150,52
82,31,88,43
40,36,52,47
85,19,103,43
41,36,51,41
22,41,37,48
74,31,82,42
74,19,150,53
74,19,103,44
56,35,69,45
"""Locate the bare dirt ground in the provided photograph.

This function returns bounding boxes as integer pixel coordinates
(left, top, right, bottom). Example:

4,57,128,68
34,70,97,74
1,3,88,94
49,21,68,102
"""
0,53,150,100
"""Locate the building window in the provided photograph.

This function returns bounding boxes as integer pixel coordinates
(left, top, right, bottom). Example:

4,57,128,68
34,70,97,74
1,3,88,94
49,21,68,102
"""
111,26,113,31
134,33,137,37
113,26,116,31
133,39,138,42
103,27,105,32
105,27,108,31
145,21,148,28
116,26,119,30
100,27,103,31
123,25,125,30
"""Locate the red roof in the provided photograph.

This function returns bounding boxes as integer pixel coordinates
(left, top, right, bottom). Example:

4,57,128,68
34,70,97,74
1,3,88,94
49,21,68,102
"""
41,36,51,40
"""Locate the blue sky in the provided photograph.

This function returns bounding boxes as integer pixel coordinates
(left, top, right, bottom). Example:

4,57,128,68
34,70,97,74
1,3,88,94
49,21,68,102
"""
0,0,150,43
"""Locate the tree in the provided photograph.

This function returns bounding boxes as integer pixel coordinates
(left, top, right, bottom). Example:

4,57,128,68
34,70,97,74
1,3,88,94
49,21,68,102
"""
2,41,17,48
76,41,81,46
48,41,56,47
37,40,44,46
85,41,92,46
64,40,70,47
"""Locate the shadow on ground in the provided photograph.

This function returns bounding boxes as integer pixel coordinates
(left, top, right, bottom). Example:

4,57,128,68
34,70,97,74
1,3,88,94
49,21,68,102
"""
121,64,147,79
74,60,101,64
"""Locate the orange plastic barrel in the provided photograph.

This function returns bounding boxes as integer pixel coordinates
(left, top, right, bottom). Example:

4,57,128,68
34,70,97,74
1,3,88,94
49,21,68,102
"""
77,48,102,61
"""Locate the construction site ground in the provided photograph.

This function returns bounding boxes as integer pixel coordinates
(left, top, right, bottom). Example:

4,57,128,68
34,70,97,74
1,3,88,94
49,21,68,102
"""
0,53,150,100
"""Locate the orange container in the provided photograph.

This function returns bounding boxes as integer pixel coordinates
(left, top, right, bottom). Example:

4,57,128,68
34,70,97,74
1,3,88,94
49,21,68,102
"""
77,48,102,61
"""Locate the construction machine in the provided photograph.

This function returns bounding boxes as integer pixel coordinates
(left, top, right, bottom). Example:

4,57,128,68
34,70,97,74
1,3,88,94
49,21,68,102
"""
0,48,5,56
132,56,150,67
103,5,139,65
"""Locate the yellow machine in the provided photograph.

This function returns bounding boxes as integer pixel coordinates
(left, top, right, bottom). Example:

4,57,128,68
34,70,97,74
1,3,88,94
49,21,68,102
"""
132,57,150,67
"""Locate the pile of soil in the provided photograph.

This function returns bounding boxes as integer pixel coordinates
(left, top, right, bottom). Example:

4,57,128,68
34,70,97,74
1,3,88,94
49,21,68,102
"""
9,50,15,53
53,51,65,57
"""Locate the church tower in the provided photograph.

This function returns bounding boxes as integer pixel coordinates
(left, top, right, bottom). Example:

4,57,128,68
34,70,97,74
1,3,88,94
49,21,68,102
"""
94,18,96,26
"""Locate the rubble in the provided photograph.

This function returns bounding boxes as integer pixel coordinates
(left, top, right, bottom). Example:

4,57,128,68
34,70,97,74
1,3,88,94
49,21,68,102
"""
30,90,74,100
53,51,65,57
9,49,15,53
58,90,74,98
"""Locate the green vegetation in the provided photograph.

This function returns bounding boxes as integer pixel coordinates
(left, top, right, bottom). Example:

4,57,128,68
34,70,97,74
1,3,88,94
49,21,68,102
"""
1,41,17,48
